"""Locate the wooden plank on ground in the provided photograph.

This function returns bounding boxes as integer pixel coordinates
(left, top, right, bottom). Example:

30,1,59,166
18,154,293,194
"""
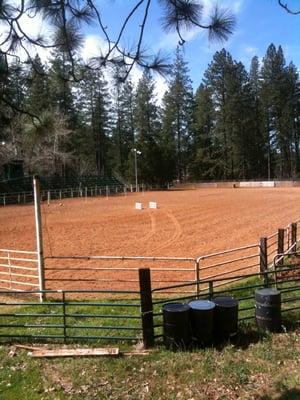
30,348,119,358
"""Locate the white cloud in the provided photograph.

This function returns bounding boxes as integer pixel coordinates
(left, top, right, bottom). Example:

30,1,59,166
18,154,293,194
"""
81,35,109,61
154,75,168,103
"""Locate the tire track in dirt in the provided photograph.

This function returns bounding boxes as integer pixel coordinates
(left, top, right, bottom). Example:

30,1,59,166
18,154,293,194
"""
140,209,157,243
151,209,182,253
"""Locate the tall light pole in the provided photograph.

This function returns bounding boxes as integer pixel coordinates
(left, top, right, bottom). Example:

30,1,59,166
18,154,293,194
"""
132,148,141,192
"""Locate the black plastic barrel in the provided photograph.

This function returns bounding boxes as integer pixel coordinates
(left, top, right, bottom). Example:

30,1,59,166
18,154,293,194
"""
163,303,191,350
212,296,239,340
255,288,281,332
189,300,215,346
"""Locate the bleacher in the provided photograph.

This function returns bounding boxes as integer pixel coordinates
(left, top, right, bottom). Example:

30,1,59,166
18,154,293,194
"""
0,175,125,205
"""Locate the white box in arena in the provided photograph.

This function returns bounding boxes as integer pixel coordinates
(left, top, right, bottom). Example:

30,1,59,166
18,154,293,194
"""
135,202,143,210
149,202,157,209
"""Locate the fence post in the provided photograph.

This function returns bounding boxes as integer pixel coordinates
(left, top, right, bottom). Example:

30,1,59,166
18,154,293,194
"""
260,237,268,287
209,281,213,299
33,175,45,302
139,268,154,348
291,222,297,250
277,228,285,266
195,260,200,298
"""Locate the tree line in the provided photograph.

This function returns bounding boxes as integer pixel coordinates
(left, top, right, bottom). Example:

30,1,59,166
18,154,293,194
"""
0,43,299,185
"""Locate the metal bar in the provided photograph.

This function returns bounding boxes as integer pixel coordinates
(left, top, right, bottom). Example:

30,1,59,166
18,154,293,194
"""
267,231,278,240
0,289,140,294
0,249,38,255
0,271,39,279
198,253,258,271
65,325,141,331
0,334,66,339
0,324,65,329
197,243,259,262
203,262,260,280
0,264,38,271
62,292,67,342
0,257,38,263
0,279,39,287
281,306,300,313
7,251,12,290
45,255,195,262
44,267,195,272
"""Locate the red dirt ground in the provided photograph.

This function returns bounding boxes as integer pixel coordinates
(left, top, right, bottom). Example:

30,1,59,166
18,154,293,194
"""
0,187,300,291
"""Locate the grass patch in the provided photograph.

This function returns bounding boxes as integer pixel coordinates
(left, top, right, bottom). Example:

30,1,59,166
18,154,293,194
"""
0,328,299,399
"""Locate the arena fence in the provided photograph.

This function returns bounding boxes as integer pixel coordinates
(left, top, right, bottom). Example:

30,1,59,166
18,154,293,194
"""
0,183,149,206
0,259,299,346
0,221,300,346
0,249,39,291
39,220,298,295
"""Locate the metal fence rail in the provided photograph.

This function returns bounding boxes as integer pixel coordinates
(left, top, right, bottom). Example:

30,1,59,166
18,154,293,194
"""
0,289,142,343
0,249,39,291
151,262,300,341
0,184,145,206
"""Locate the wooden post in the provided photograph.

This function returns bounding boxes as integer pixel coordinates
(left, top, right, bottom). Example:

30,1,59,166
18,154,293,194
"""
195,260,200,298
277,229,285,266
139,268,154,348
291,222,297,250
209,281,213,300
260,237,268,287
33,175,45,302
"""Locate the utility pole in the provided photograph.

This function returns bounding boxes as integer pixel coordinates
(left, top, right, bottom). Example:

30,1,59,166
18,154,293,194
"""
132,148,141,192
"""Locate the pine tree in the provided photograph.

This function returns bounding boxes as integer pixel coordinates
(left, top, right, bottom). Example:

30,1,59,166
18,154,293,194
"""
111,78,135,179
78,68,112,175
161,47,194,181
133,70,161,184
26,54,49,115
191,84,218,179
203,49,233,179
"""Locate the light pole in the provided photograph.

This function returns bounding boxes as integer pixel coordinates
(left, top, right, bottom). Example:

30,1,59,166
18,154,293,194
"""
132,148,141,192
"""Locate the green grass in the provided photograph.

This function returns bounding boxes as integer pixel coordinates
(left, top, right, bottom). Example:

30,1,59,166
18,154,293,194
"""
0,270,300,399
0,326,299,399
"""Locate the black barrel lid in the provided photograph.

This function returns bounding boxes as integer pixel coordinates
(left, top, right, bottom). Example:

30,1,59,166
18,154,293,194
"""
189,300,215,310
212,296,238,307
255,288,280,297
163,303,190,312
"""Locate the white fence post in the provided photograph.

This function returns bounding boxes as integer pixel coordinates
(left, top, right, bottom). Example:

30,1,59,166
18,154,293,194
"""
33,175,45,302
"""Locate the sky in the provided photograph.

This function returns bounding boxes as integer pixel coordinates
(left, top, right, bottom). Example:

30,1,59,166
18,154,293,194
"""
82,0,300,98
1,0,300,99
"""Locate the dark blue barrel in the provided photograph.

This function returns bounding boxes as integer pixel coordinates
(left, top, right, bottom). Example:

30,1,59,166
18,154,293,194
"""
212,296,239,340
255,288,281,332
189,300,215,346
163,303,191,350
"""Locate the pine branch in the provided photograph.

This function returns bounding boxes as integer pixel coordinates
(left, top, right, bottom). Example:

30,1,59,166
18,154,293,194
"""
278,1,300,15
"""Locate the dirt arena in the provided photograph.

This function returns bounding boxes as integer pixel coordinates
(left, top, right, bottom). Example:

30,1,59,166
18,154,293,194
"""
1,187,300,257
1,187,300,291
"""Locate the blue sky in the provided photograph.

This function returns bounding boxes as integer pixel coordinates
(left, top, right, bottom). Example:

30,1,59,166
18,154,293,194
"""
1,1,299,98
84,0,300,95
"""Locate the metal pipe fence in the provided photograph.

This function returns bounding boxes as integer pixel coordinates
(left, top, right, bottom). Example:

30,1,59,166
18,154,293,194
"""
0,288,142,343
0,184,130,206
151,262,300,340
0,249,39,291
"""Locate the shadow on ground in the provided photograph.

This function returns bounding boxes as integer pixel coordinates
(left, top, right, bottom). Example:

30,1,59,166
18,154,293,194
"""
258,388,300,400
